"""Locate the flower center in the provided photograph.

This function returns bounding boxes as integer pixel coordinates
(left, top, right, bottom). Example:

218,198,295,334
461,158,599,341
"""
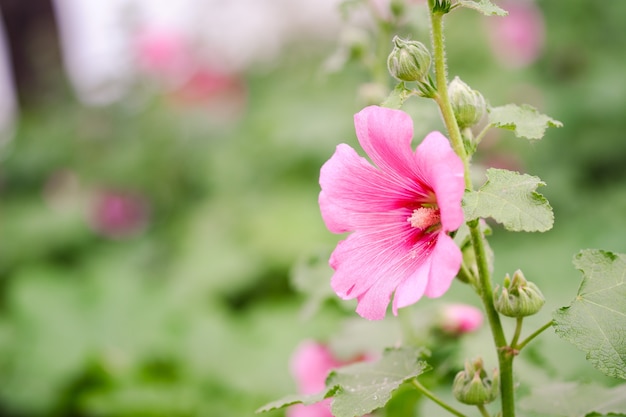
407,207,440,230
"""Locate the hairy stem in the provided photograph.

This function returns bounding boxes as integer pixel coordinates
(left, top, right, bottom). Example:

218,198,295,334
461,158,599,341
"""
429,9,471,189
469,223,515,417
427,4,517,416
411,379,468,417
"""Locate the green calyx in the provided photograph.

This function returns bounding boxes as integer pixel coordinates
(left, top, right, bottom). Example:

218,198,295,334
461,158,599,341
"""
387,36,431,83
448,76,486,129
453,357,499,405
494,270,546,318
431,0,452,14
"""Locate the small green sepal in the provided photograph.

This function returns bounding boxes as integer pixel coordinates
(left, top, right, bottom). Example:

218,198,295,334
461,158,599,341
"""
431,0,452,14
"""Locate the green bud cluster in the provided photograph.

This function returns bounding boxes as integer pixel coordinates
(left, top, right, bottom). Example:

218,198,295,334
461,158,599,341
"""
387,36,431,82
448,76,486,129
494,270,545,318
453,357,499,405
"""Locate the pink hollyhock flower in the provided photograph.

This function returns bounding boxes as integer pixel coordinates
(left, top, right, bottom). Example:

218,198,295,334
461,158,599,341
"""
439,303,484,335
485,0,545,68
319,106,465,320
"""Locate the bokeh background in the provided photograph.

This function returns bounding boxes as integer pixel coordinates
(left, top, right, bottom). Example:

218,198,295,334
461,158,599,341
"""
0,0,625,416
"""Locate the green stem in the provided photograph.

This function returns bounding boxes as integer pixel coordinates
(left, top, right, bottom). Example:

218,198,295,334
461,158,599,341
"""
515,320,554,351
477,404,492,417
411,379,469,417
510,317,524,349
469,223,515,417
474,123,493,146
428,9,471,189
427,4,516,416
428,4,515,417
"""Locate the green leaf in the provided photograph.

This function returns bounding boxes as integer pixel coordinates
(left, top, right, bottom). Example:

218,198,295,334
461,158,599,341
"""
256,389,338,413
456,0,508,16
519,382,626,417
381,82,412,109
328,346,430,417
553,249,626,379
488,104,563,140
463,168,554,232
256,347,428,416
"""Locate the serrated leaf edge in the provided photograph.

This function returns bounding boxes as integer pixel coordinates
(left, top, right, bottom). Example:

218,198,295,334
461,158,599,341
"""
488,103,563,140
463,169,554,232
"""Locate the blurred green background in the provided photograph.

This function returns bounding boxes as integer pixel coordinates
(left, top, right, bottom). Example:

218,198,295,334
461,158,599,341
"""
0,1,625,416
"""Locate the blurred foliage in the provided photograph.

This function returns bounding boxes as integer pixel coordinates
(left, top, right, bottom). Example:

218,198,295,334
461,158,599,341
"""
0,1,626,416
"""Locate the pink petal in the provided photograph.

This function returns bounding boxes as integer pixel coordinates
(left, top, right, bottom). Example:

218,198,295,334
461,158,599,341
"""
330,225,435,320
413,132,465,231
423,233,462,298
319,144,425,233
354,106,420,185
392,260,430,314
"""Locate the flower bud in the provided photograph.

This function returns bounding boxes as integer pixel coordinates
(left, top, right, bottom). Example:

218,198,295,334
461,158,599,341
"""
438,303,484,336
448,76,486,128
453,358,499,405
494,270,545,318
387,36,431,82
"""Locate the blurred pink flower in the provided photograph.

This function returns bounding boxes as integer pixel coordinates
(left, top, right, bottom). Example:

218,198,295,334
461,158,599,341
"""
288,341,369,417
319,106,465,320
171,67,246,105
89,190,150,239
485,0,545,68
133,26,194,83
439,303,484,335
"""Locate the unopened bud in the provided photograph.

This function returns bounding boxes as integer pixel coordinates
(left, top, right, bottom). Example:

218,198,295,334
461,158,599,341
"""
438,304,483,335
448,76,486,128
387,36,431,82
494,270,545,317
453,358,499,405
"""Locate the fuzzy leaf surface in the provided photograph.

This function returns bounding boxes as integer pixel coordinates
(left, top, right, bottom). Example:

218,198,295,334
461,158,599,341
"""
328,346,429,417
457,0,508,16
489,104,562,140
463,168,553,232
553,249,626,379
519,382,626,417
